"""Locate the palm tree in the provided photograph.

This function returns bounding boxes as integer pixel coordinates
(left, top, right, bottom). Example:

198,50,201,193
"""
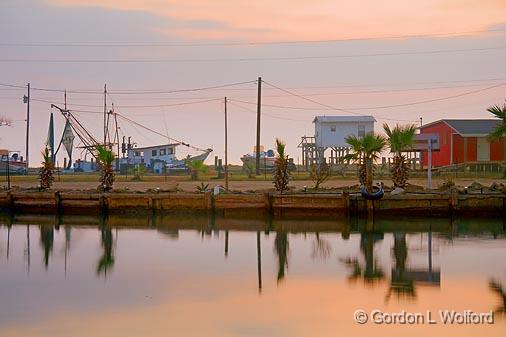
273,138,290,192
385,233,416,301
345,133,386,191
487,102,506,177
39,225,54,269
96,145,115,191
185,159,208,181
341,232,384,284
274,231,289,283
39,147,54,190
97,227,115,276
383,123,417,188
489,279,506,316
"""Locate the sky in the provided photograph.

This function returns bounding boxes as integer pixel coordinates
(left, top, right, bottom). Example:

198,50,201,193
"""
0,0,506,166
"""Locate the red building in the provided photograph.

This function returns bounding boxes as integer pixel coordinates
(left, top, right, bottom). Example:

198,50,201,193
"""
420,119,505,167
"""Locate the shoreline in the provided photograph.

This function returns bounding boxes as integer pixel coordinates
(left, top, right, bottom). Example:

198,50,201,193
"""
1,189,504,218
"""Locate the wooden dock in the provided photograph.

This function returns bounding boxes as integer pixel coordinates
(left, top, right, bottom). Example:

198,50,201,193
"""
0,190,504,217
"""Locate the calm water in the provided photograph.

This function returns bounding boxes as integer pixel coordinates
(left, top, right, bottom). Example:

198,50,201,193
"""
0,214,505,337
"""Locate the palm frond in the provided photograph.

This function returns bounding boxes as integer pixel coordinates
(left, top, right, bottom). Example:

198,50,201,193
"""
487,103,506,120
486,102,506,140
275,138,286,158
383,123,417,154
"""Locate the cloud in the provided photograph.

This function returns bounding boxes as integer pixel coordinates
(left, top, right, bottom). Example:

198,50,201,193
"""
48,0,506,41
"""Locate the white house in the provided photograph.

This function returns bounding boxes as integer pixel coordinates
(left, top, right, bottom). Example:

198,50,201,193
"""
313,116,375,148
127,143,178,173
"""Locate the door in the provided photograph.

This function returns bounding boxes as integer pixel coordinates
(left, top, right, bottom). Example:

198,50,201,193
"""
477,137,490,161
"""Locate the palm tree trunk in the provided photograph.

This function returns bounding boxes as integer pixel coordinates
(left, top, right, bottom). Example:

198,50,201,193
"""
365,158,373,192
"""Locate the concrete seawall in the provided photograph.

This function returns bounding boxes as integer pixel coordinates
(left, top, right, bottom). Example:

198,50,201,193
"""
0,190,504,217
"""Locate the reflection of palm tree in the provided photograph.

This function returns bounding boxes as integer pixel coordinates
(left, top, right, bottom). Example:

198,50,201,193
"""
386,233,416,301
97,227,114,276
39,225,54,269
489,279,506,316
311,232,331,260
342,232,384,284
274,232,289,283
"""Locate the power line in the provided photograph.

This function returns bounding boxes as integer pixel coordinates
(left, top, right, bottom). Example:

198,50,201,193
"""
0,80,255,95
228,100,311,123
115,113,208,152
2,27,505,47
2,77,505,96
31,97,222,108
1,45,504,63
249,80,506,113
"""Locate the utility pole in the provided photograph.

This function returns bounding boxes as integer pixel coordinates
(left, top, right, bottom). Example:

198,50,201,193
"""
24,83,30,170
114,112,120,171
255,77,262,175
224,97,229,189
420,117,423,128
103,84,107,146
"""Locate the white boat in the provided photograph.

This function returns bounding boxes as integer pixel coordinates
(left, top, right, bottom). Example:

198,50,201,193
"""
241,149,276,167
0,150,28,174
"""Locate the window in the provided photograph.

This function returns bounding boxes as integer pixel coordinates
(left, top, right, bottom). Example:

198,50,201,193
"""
358,125,365,137
152,149,157,156
168,147,174,155
160,149,166,156
134,151,141,157
330,125,336,132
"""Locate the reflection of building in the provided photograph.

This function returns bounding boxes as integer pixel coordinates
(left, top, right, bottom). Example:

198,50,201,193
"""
420,119,505,167
387,232,440,301
299,116,375,169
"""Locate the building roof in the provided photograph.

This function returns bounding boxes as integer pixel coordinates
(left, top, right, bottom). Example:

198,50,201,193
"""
131,143,179,151
313,115,375,123
422,119,501,136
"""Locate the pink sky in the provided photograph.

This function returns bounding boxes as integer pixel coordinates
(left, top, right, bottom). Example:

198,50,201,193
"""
0,0,505,166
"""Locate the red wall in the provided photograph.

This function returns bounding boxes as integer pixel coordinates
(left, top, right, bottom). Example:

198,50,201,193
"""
421,121,505,167
452,134,463,164
466,137,477,162
491,139,505,161
421,122,453,167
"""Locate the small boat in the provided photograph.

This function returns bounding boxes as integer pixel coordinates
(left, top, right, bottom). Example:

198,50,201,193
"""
0,150,27,174
240,149,277,169
361,183,384,200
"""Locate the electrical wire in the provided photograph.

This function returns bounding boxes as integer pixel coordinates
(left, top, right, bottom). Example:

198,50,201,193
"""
261,81,506,111
31,97,223,108
2,27,505,47
0,80,255,95
1,45,504,63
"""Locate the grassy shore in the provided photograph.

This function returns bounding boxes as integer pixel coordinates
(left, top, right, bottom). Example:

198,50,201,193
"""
2,172,505,192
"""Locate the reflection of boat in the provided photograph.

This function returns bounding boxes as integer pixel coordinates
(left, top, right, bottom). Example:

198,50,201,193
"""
0,150,27,174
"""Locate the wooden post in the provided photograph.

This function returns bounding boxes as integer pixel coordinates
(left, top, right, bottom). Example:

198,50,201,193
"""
342,190,350,217
255,77,262,175
224,97,229,189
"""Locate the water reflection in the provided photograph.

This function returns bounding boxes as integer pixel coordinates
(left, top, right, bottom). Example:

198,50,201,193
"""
97,226,114,277
489,280,506,316
342,232,384,284
274,231,289,283
1,213,506,336
388,232,415,299
39,225,54,269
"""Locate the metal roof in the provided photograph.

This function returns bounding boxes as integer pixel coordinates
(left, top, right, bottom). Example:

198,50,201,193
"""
422,119,501,136
313,115,375,123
